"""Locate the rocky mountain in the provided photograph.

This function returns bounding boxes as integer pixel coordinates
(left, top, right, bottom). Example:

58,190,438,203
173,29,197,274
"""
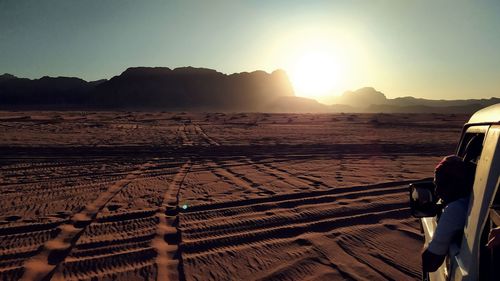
0,75,96,108
0,68,497,113
0,67,294,111
0,73,16,82
332,87,387,107
90,67,293,111
331,87,499,114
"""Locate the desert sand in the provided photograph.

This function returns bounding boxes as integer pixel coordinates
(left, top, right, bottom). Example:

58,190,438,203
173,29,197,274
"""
0,111,468,281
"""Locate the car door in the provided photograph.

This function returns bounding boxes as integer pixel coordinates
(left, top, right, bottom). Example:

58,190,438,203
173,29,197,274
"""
449,125,500,281
422,126,487,281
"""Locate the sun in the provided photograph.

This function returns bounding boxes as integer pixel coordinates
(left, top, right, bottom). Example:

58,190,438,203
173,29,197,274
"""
288,50,342,100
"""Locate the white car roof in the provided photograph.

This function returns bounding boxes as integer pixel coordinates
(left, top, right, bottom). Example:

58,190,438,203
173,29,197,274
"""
467,103,500,125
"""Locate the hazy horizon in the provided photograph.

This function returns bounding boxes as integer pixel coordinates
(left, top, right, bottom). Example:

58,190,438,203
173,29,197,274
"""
1,0,499,103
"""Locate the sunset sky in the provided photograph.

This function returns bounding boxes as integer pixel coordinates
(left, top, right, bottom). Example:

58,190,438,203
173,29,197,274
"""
1,0,499,103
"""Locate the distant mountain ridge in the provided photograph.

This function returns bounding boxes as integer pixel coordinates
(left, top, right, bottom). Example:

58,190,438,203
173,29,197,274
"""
0,68,497,113
94,67,293,111
329,87,498,113
0,67,294,111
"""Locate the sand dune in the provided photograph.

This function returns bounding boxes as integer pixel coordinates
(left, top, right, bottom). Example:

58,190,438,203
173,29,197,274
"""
0,112,468,280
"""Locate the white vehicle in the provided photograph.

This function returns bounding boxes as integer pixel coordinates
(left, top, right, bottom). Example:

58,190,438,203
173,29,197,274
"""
410,103,500,281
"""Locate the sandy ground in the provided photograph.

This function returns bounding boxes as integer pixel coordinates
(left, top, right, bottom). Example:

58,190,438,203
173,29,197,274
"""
0,111,468,281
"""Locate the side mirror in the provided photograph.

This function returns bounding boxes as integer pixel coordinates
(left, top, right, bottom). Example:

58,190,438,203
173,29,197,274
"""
409,181,440,218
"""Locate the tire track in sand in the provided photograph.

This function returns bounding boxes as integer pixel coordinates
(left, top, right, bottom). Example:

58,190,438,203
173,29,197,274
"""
175,121,219,147
20,161,155,281
214,159,277,196
259,160,327,189
49,161,188,280
193,124,219,146
152,161,191,281
176,125,193,146
241,157,325,192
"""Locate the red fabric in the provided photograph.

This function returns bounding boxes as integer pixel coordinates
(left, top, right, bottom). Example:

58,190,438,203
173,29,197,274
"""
435,155,466,179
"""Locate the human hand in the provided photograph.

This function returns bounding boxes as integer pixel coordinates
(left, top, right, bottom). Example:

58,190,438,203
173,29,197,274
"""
486,227,500,249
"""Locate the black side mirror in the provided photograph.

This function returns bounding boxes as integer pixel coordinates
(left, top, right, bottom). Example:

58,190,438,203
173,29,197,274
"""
409,181,440,218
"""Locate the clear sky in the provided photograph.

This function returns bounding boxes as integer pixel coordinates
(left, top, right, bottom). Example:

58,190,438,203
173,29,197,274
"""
1,0,499,102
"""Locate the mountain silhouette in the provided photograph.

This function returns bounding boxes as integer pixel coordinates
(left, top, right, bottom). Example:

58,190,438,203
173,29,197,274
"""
0,67,293,111
333,87,387,107
90,67,293,111
263,96,330,113
330,87,499,113
0,68,497,112
0,74,95,109
0,73,16,82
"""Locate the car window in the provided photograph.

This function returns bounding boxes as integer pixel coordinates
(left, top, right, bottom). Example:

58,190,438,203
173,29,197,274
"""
457,132,485,164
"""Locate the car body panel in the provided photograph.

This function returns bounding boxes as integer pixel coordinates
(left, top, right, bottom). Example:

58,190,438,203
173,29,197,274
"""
420,104,500,281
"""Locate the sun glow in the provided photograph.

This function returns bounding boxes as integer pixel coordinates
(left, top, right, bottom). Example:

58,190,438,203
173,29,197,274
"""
266,27,365,103
289,51,342,100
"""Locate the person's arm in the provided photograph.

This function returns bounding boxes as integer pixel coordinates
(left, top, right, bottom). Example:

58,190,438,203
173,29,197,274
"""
424,198,469,272
422,247,446,272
